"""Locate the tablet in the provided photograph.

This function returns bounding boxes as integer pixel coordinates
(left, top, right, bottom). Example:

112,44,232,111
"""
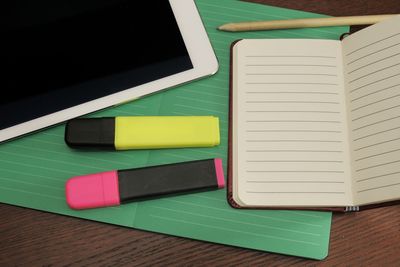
0,0,218,142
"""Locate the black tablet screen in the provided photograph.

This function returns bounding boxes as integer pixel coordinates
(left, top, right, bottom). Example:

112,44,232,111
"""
1,0,193,129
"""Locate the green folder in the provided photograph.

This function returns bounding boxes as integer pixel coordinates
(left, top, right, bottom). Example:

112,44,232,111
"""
0,0,348,260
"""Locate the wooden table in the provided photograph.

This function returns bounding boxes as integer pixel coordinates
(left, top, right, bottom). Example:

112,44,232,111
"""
1,1,400,265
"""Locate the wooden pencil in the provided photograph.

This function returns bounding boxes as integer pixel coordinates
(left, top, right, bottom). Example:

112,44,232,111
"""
218,14,398,32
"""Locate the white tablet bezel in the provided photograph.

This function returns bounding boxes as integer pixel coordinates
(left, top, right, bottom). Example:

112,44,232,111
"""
0,0,218,142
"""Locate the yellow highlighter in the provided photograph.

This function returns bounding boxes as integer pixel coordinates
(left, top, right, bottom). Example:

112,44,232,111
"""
65,116,220,150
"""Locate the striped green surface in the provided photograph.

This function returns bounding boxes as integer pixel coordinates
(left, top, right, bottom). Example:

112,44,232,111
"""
0,0,348,259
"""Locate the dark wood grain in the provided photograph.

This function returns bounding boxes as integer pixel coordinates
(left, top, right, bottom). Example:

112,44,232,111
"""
2,1,400,266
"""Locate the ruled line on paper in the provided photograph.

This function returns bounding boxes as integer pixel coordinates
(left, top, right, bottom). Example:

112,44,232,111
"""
246,149,343,153
347,52,400,74
245,140,342,143
350,83,400,102
356,171,400,182
246,170,345,173
246,181,345,183
357,182,400,193
245,55,336,58
349,73,400,93
355,159,400,172
246,160,343,163
345,32,400,56
245,100,340,104
245,192,345,195
246,82,338,85
348,62,400,84
245,73,338,77
354,137,400,151
353,126,400,141
352,103,400,121
347,42,400,65
246,64,337,67
352,114,400,131
246,120,341,123
245,110,340,114
351,93,400,112
355,148,400,162
245,92,339,95
246,130,342,133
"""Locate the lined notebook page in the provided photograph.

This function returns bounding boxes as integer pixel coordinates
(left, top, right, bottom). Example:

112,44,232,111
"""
343,15,400,205
232,39,353,207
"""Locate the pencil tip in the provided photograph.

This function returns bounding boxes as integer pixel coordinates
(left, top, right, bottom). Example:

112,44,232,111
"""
217,24,232,31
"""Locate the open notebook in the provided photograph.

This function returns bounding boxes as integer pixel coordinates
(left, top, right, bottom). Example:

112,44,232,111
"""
229,15,400,211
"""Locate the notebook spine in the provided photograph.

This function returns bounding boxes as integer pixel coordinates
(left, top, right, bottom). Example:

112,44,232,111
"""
345,206,360,212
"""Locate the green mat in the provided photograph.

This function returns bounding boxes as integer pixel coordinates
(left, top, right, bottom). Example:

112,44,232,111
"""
0,0,348,260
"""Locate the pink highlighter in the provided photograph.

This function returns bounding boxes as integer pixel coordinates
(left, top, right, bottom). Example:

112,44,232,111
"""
66,158,225,210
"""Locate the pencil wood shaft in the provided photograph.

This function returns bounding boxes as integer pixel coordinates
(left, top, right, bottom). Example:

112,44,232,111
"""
218,14,398,32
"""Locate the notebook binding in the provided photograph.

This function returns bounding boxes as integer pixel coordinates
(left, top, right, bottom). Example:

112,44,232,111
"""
345,206,360,212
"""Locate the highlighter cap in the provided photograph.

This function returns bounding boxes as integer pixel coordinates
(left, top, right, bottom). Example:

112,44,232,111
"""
65,171,120,209
65,118,115,149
